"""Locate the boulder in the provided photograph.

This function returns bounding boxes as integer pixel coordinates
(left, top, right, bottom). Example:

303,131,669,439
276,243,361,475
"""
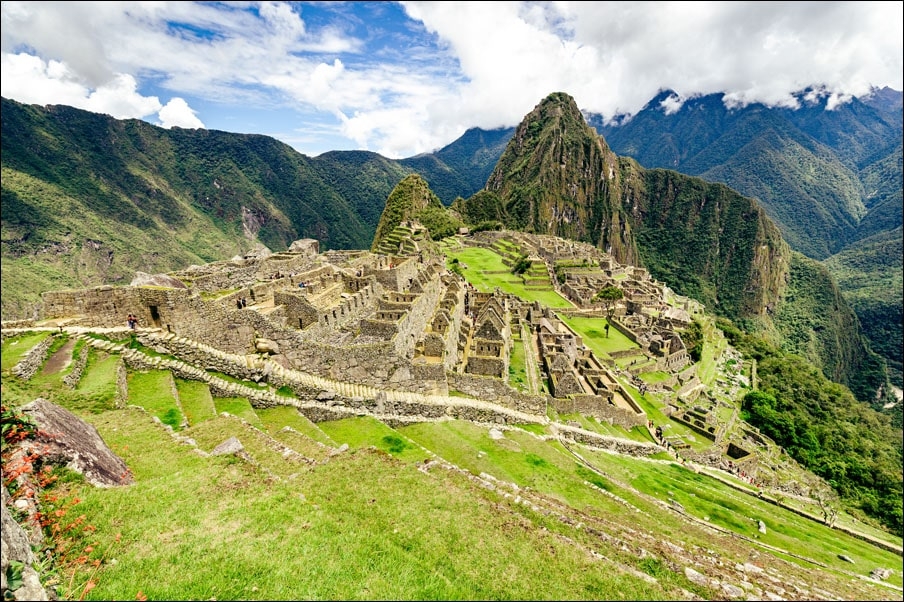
129,271,188,289
255,338,280,354
20,398,134,487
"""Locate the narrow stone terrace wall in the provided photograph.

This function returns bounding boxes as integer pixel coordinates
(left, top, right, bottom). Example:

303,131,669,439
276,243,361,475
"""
12,334,57,380
448,372,547,415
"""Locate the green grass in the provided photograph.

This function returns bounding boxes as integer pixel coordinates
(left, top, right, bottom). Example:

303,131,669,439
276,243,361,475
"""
445,247,572,307
1,331,52,372
257,405,337,446
127,369,184,429
213,396,262,428
316,416,431,464
174,378,217,426
40,407,716,600
59,347,120,414
507,334,529,392
578,451,903,582
638,370,671,384
558,315,639,357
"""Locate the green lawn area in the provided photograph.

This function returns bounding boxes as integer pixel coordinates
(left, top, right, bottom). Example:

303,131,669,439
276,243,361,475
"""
638,370,671,384
508,333,529,392
446,247,572,308
213,396,263,428
127,369,184,429
257,405,337,447
317,415,432,464
557,315,639,357
174,378,216,426
1,331,51,372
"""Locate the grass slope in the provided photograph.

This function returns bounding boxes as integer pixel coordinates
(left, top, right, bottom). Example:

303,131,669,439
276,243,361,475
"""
2,326,902,601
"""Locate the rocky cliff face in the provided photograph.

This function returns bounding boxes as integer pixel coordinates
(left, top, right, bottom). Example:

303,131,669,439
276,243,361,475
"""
472,92,788,322
481,92,639,265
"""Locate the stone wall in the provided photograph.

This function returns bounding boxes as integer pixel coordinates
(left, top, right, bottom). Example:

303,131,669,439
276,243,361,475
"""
274,291,321,330
186,262,258,292
365,256,420,292
12,334,57,380
448,372,547,415
62,343,89,388
117,341,541,427
551,394,645,429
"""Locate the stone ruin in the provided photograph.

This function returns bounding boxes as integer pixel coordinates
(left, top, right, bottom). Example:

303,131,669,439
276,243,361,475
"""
12,227,736,463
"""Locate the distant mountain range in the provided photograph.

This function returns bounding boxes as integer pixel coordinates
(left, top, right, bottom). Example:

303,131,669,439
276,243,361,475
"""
1,89,899,408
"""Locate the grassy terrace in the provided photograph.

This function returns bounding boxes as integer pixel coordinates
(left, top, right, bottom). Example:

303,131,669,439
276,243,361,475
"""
2,327,902,601
443,245,572,308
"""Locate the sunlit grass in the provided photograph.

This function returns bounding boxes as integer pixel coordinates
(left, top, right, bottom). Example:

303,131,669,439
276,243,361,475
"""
213,396,262,428
175,378,217,426
127,369,184,429
317,415,431,464
446,247,572,307
1,331,51,372
558,315,639,357
508,334,529,392
257,405,337,447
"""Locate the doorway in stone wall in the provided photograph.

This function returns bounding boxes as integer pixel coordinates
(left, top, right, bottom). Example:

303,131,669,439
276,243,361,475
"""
149,305,161,328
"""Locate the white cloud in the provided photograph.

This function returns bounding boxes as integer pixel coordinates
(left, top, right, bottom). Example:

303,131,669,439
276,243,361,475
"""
0,53,163,120
158,97,205,129
2,1,901,158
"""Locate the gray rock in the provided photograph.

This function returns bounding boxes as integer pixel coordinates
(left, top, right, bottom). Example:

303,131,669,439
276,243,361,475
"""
870,567,892,580
254,338,279,354
211,437,244,456
721,583,746,599
129,271,188,289
2,487,51,601
758,519,767,534
684,566,708,587
838,554,855,563
21,398,134,487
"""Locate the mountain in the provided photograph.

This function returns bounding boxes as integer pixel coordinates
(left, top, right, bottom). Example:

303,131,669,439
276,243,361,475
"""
586,89,902,260
455,92,639,263
451,93,889,406
399,126,515,205
0,97,418,319
583,89,903,388
0,93,892,407
370,173,462,252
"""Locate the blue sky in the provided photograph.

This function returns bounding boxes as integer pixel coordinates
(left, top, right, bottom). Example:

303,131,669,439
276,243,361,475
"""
2,1,902,159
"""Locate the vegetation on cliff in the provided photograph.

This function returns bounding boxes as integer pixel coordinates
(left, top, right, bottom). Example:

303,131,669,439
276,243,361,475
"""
370,174,463,251
719,319,903,536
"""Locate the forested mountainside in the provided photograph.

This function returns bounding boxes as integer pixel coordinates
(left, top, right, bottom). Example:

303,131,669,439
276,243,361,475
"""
585,89,904,388
0,97,413,316
586,88,902,260
451,93,890,407
0,93,892,408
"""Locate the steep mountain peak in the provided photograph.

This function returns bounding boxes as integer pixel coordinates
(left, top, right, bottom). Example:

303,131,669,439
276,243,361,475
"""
474,91,637,261
370,174,459,252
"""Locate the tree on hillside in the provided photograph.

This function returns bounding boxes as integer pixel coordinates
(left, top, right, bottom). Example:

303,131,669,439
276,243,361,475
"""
593,285,623,337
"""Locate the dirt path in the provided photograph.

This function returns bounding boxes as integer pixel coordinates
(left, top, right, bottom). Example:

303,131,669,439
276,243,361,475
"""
42,338,76,375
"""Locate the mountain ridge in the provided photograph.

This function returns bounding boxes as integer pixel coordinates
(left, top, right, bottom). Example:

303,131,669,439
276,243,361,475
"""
0,92,894,408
